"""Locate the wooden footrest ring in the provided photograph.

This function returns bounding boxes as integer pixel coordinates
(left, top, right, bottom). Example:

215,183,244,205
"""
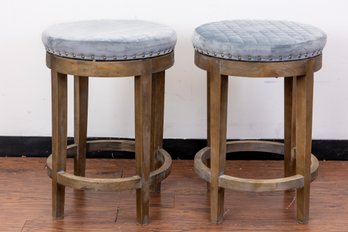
46,140,172,191
194,140,319,192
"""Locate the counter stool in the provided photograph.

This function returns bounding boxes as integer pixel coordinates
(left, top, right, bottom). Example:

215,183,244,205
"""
192,20,326,224
42,20,176,224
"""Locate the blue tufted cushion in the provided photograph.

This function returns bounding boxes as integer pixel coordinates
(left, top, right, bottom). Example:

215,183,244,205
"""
42,20,177,61
192,20,326,62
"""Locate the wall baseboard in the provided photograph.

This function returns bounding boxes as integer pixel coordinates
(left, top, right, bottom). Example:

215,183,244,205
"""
0,136,347,160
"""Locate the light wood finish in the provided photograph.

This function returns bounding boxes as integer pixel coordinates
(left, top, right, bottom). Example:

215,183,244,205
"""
46,141,172,191
134,67,153,224
55,154,172,192
226,140,284,154
86,139,135,152
195,51,322,77
57,172,141,191
219,174,303,192
295,60,315,224
51,71,68,219
194,52,322,224
2,158,348,232
149,148,172,184
284,77,297,178
208,64,229,223
74,76,89,177
206,72,211,147
46,52,174,224
150,71,165,192
46,52,174,77
205,72,211,191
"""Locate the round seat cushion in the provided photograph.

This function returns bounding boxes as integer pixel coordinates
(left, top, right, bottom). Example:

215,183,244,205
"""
42,20,177,61
192,20,326,62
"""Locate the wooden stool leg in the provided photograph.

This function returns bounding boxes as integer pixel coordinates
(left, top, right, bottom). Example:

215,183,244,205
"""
295,62,314,224
284,77,296,178
209,66,228,224
135,71,153,224
150,71,165,192
206,72,211,192
74,76,89,176
51,71,68,219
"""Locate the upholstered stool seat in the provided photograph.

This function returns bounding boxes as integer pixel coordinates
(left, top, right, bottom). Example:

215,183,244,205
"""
42,20,176,225
193,20,326,61
42,20,176,60
192,20,326,224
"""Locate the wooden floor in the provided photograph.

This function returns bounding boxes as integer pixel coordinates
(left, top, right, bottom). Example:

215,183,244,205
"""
1,157,347,231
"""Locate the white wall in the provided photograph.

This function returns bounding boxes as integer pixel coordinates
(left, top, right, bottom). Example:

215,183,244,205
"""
0,0,347,139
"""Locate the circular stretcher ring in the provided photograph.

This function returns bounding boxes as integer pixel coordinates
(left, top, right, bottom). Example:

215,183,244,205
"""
46,140,172,191
194,140,319,192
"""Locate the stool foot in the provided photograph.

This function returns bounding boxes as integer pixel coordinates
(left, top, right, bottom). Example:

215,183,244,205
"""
297,217,309,224
297,188,310,224
52,181,65,219
210,186,224,224
136,187,150,225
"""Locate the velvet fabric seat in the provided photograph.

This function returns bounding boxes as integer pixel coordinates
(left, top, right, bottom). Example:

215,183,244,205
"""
42,20,177,61
192,20,326,61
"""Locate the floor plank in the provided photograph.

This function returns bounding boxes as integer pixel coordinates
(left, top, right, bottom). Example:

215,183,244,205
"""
0,157,347,231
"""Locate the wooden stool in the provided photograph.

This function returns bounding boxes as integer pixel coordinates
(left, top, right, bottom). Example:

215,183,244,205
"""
192,20,326,224
42,20,176,224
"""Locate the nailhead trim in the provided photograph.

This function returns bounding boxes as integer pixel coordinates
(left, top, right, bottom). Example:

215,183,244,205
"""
192,46,322,61
45,47,174,61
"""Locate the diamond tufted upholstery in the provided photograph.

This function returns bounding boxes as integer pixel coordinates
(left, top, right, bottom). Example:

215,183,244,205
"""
192,20,326,62
42,20,177,61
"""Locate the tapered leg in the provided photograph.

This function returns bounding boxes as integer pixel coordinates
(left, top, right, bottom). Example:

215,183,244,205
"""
74,76,89,176
51,71,68,219
209,65,229,224
295,62,314,224
284,77,296,178
207,72,211,147
135,71,153,224
206,72,211,191
150,71,165,192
